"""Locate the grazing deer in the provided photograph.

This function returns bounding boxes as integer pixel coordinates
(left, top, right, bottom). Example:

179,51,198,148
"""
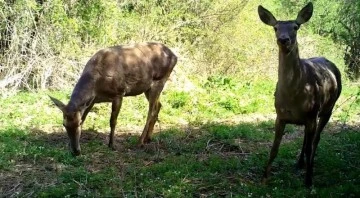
49,42,177,156
258,2,342,187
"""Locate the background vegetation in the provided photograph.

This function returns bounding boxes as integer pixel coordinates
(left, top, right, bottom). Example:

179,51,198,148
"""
1,0,359,91
0,0,359,197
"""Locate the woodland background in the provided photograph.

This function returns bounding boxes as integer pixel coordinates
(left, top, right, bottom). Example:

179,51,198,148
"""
0,0,359,197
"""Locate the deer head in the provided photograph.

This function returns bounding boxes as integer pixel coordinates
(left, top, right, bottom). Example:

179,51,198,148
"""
258,3,313,52
49,96,93,156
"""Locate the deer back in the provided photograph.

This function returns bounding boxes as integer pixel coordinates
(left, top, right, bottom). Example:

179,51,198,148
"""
69,42,177,106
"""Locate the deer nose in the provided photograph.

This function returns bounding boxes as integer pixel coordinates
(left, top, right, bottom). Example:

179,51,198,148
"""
277,37,290,45
69,142,81,156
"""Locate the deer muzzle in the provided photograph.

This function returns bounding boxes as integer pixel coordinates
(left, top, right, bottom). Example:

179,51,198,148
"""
67,127,82,156
277,37,291,46
69,141,81,156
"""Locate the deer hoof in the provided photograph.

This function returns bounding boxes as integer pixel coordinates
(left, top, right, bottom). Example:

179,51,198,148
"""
108,143,116,151
305,178,313,188
261,177,268,185
137,142,145,148
305,181,312,188
296,160,305,170
138,137,151,147
144,137,152,144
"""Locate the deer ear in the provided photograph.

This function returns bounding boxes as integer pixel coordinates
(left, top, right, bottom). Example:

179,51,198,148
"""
258,5,277,26
296,2,313,25
49,95,66,112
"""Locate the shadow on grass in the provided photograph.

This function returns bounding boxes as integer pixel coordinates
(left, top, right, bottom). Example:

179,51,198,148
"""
0,121,359,197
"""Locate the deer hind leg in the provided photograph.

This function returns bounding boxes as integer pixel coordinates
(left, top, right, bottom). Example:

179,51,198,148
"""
145,100,162,142
304,119,317,188
262,118,285,184
305,113,331,185
297,132,307,170
109,97,123,150
312,113,331,155
139,80,166,146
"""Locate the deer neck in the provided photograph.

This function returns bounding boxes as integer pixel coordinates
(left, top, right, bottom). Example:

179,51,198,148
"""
67,73,95,113
277,43,304,91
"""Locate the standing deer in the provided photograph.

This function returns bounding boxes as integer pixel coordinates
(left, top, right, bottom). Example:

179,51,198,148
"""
49,42,177,156
258,2,342,187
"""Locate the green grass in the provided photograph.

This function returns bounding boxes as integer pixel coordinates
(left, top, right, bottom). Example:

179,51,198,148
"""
0,78,277,131
0,78,359,197
0,123,359,197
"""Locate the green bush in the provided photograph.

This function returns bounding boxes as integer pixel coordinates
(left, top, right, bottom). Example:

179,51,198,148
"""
0,0,354,93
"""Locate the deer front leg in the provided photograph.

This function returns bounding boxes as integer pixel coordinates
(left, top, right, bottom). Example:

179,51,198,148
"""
297,132,307,170
262,117,285,184
81,102,95,125
109,97,123,150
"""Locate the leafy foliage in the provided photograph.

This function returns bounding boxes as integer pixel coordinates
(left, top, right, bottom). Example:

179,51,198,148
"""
336,0,360,80
0,0,250,91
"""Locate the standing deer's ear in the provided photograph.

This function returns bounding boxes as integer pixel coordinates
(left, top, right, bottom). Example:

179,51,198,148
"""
49,95,66,112
296,2,313,25
258,5,277,26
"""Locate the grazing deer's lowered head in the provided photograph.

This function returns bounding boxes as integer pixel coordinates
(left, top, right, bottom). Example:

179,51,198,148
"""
258,2,342,187
50,42,177,156
49,96,94,156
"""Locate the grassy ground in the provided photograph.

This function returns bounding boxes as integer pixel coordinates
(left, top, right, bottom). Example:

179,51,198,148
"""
0,79,359,197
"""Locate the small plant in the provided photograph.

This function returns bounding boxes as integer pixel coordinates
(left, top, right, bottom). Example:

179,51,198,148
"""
167,91,191,109
203,75,236,90
218,97,240,112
